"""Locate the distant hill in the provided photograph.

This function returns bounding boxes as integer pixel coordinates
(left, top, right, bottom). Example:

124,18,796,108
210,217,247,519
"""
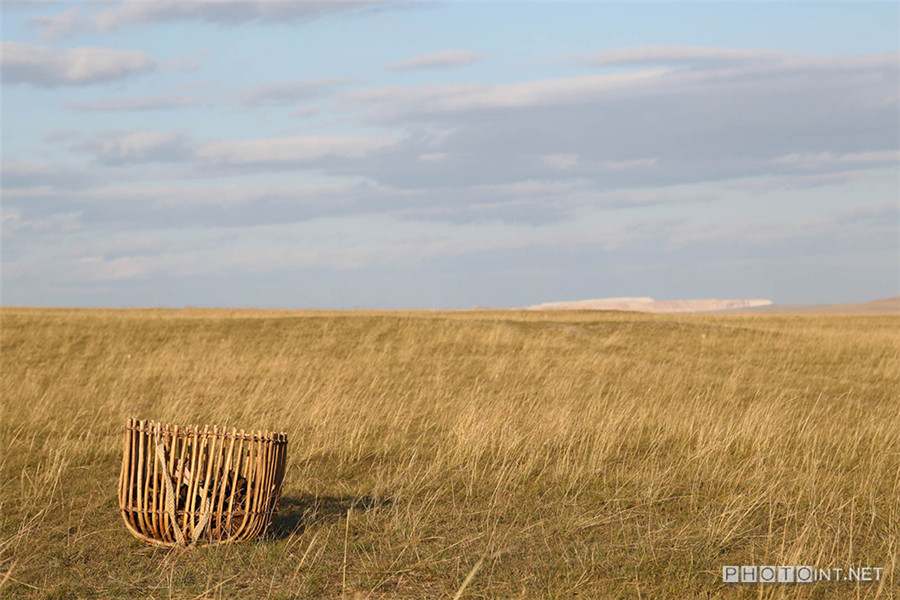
720,297,900,315
524,297,773,314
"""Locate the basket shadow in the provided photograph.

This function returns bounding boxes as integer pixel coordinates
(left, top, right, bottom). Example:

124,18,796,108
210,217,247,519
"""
270,494,392,539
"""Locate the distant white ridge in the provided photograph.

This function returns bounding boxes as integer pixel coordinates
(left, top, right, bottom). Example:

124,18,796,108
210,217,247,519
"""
525,297,773,313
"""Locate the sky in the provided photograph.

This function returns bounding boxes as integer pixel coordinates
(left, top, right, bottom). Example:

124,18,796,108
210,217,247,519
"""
2,1,898,309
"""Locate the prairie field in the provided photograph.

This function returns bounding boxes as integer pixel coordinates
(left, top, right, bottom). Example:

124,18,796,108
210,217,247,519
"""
1,307,899,599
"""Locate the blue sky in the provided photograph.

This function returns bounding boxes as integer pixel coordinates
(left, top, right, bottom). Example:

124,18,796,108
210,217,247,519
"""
2,1,897,308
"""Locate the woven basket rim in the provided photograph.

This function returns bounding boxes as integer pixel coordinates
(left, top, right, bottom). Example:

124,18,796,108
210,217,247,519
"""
125,418,287,442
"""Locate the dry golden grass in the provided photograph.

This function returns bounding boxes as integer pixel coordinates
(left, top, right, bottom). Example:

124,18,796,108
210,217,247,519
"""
1,307,898,599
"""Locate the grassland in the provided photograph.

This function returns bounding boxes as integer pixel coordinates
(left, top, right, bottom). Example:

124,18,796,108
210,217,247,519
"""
1,307,898,599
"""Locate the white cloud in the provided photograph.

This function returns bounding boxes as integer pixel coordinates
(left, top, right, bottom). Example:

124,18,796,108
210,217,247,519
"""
565,46,899,77
543,154,657,173
583,45,785,66
74,181,362,207
6,215,655,284
240,78,356,107
8,42,894,229
1,161,93,189
2,209,83,237
337,47,896,199
836,202,898,226
662,207,896,251
0,42,155,86
600,158,658,171
74,131,193,164
30,7,85,40
728,169,891,193
774,151,899,169
39,129,403,173
30,1,399,38
171,81,218,92
543,154,579,170
352,49,898,119
383,50,484,71
67,96,205,111
469,180,711,212
195,135,398,165
477,180,582,196
352,69,674,116
70,234,168,258
293,106,320,117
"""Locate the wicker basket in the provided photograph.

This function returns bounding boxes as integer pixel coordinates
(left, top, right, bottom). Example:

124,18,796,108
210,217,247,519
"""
119,418,287,547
